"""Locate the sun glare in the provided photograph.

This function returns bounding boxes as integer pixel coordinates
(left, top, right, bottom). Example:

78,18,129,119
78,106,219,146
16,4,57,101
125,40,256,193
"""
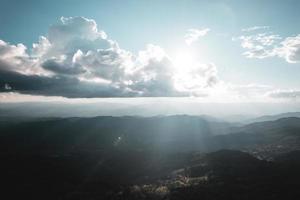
172,49,198,73
171,49,205,93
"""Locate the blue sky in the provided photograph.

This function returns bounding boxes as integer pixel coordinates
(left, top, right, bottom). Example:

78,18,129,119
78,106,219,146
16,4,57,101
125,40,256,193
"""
0,0,300,102
1,0,299,48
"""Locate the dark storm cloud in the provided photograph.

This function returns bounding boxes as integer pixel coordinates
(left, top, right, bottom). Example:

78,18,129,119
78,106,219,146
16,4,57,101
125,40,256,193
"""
0,67,136,98
42,58,86,75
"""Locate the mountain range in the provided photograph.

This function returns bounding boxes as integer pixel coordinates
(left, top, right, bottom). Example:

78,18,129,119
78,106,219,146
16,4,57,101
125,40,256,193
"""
1,115,300,199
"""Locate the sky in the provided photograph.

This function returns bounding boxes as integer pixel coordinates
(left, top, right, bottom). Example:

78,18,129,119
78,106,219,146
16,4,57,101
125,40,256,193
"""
0,0,300,104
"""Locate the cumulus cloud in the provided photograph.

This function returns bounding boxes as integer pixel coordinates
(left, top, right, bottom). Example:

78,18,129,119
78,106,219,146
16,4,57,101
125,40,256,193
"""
184,28,210,45
128,45,180,96
0,17,218,98
0,40,27,60
0,40,38,74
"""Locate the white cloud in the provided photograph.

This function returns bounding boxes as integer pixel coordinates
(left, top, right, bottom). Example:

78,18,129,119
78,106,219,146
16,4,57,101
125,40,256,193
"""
48,16,108,46
128,44,180,96
0,40,27,59
0,40,37,74
274,34,300,63
184,28,210,45
1,18,296,101
242,26,269,32
236,33,281,59
267,89,300,99
236,31,300,63
32,36,51,58
173,63,218,96
0,17,217,98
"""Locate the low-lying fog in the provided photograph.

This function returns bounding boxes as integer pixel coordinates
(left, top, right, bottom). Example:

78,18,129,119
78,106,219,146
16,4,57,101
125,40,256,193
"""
1,98,300,122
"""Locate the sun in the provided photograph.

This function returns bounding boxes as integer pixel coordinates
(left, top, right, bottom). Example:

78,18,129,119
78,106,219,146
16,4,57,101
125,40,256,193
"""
170,49,199,91
171,48,198,73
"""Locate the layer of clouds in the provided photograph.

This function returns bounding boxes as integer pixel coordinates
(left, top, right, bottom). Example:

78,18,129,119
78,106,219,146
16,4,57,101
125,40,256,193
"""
0,67,143,98
0,40,37,74
184,28,210,45
0,17,217,98
1,18,298,100
267,89,300,99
